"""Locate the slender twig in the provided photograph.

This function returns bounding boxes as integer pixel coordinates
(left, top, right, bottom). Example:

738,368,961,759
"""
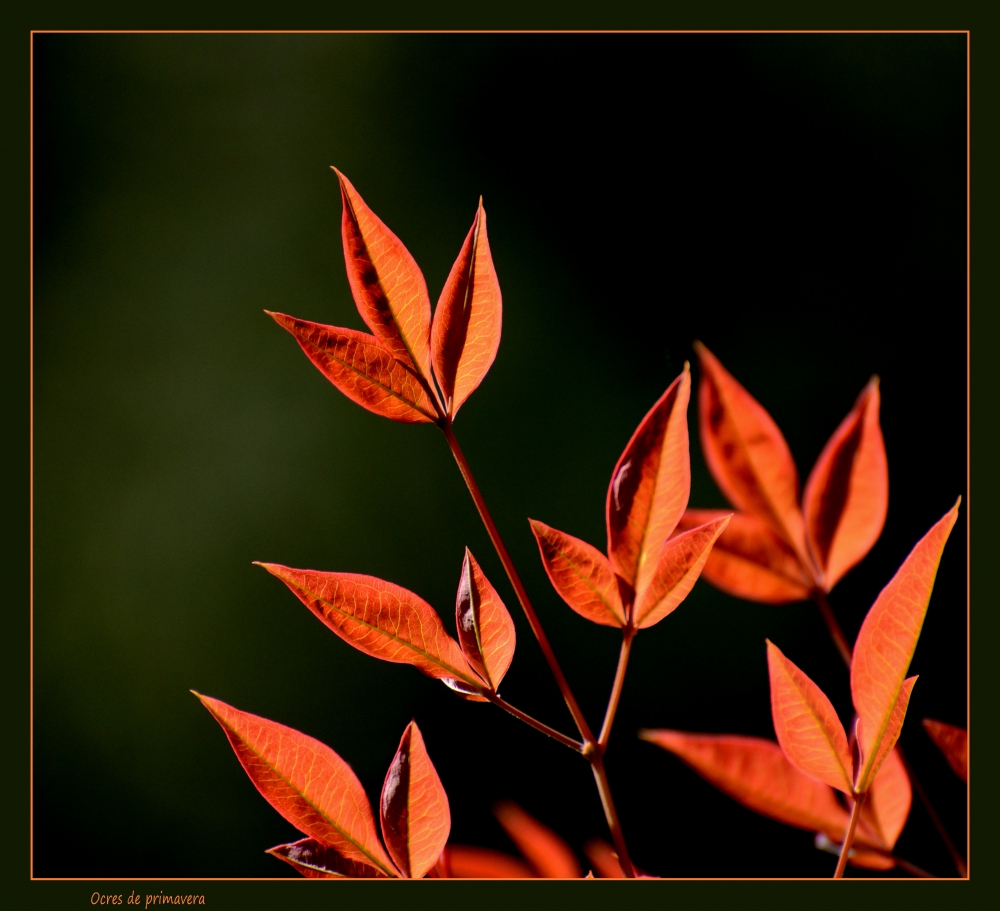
484,692,584,753
440,421,596,746
834,792,866,879
813,588,967,876
590,753,636,878
599,626,636,747
892,856,935,879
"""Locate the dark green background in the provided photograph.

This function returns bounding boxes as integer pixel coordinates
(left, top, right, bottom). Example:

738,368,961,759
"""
33,33,967,878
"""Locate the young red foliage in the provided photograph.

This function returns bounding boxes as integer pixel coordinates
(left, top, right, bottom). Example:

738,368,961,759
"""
439,845,535,879
455,548,516,691
583,840,626,878
688,344,889,601
493,801,583,878
266,838,387,878
922,719,968,782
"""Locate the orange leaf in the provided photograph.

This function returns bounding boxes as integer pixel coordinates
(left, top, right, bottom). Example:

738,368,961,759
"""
334,169,433,381
441,845,535,878
256,563,479,688
922,718,968,782
455,549,516,691
582,839,625,878
606,367,691,599
640,729,848,839
803,378,888,590
380,721,451,879
529,520,625,627
266,312,437,423
633,513,731,628
851,500,960,791
856,747,911,851
766,641,853,794
193,693,397,876
431,200,502,418
493,801,582,878
266,838,389,878
676,509,813,604
694,342,809,567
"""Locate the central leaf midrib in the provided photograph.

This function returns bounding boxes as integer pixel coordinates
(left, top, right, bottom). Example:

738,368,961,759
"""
785,667,853,793
552,541,622,624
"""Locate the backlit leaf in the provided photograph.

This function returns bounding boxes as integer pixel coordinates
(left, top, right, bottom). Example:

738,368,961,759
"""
381,721,451,879
640,730,848,838
633,513,731,628
851,501,960,791
266,312,437,423
193,693,396,875
441,846,535,878
803,378,887,590
431,200,502,418
529,520,625,627
676,509,813,604
334,169,433,380
494,801,582,878
857,747,911,851
454,548,516,690
694,342,809,567
266,838,389,878
922,718,968,782
256,563,479,688
766,641,853,794
583,839,625,878
606,367,691,600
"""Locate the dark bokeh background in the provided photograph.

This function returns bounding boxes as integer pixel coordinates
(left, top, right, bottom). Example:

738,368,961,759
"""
32,34,967,878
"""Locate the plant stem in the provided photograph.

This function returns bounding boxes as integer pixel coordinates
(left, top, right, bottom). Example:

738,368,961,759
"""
813,589,967,876
834,791,866,879
590,753,636,878
599,626,635,748
441,421,596,745
484,693,583,753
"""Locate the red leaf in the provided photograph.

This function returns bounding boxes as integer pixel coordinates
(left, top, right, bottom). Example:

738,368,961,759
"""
640,729,848,839
922,718,968,782
266,838,389,878
694,342,809,567
857,747,911,851
606,367,691,600
381,721,451,879
851,501,960,791
633,513,731,628
266,312,437,423
193,693,397,875
676,509,813,604
529,520,625,627
583,839,625,878
334,169,433,381
441,845,535,878
431,200,502,418
766,641,853,794
803,378,888,590
493,801,582,878
454,549,516,690
256,563,479,689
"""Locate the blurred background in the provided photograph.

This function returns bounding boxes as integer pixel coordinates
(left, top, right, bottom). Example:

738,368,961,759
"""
33,33,966,878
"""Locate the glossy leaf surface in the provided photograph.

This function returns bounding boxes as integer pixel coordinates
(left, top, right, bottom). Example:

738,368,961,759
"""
493,801,582,878
267,312,436,423
335,170,432,380
851,501,959,790
633,513,730,628
583,840,625,878
381,722,451,879
606,367,691,599
766,641,853,794
257,563,478,687
922,718,968,782
529,520,625,627
193,693,396,875
431,201,502,417
640,729,848,838
267,838,388,878
676,509,812,604
455,549,516,689
803,379,887,590
694,342,808,564
441,846,535,878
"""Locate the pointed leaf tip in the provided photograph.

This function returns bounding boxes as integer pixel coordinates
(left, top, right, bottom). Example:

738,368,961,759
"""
454,549,516,690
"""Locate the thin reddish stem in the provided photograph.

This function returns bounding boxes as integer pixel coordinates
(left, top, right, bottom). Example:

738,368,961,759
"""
441,421,596,746
813,589,853,669
484,693,583,753
599,626,635,748
834,791,866,879
590,754,636,878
